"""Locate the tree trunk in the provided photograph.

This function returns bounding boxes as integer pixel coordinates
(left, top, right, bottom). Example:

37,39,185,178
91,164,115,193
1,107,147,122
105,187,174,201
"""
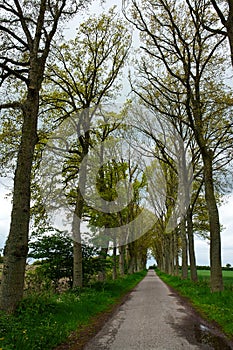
164,235,170,274
72,189,84,288
72,141,89,288
136,245,146,271
141,249,147,270
0,89,39,312
112,246,117,280
160,239,166,272
98,246,109,282
203,150,223,292
127,242,135,274
128,256,135,274
169,233,175,275
119,245,125,276
187,208,198,282
174,229,179,276
180,219,188,279
127,243,136,274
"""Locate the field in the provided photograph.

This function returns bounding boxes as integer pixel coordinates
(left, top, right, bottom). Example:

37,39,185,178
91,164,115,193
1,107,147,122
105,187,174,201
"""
197,269,233,288
157,269,233,338
197,269,233,278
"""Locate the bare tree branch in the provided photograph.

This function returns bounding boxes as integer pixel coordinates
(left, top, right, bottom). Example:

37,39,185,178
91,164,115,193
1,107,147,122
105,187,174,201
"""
210,0,227,25
0,102,23,110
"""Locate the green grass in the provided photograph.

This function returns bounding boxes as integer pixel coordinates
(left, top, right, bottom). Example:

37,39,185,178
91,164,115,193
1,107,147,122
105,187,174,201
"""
197,269,233,288
156,269,233,338
0,270,146,350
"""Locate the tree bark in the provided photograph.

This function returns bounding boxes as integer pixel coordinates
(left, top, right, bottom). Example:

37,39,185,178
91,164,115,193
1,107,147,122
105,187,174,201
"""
202,150,223,292
169,233,175,275
187,208,198,282
72,145,89,289
112,245,117,280
164,235,171,274
98,246,109,282
72,189,84,288
174,228,179,276
119,245,125,276
180,219,188,279
0,88,39,312
127,242,136,274
72,129,90,288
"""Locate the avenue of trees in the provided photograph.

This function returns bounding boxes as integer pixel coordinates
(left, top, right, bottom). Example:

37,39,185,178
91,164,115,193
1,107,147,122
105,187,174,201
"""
0,0,233,312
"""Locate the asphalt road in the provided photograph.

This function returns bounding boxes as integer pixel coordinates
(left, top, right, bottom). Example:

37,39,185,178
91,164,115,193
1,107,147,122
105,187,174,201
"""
84,270,233,350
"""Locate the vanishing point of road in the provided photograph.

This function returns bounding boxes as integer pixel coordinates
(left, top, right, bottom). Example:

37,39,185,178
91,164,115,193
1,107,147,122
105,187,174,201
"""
84,270,233,350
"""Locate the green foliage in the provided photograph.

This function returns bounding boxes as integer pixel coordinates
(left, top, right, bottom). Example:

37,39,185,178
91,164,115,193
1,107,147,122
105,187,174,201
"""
28,229,113,289
0,271,146,350
43,7,131,123
156,269,233,337
89,159,130,231
82,246,112,285
28,230,73,289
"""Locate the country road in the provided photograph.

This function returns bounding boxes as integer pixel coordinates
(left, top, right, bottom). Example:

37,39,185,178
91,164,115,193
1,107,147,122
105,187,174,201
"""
84,270,233,350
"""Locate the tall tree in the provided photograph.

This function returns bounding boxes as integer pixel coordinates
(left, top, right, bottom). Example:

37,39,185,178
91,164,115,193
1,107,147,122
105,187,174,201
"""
124,0,233,291
128,104,194,276
40,8,131,287
0,0,91,312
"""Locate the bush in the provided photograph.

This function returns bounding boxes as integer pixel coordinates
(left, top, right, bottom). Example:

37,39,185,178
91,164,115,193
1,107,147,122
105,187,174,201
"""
28,230,73,289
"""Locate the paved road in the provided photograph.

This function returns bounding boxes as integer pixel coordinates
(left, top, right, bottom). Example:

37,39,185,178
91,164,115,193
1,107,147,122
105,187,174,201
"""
84,270,233,350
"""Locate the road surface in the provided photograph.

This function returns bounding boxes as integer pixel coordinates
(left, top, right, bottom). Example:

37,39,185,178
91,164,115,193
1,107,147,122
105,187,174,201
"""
84,270,233,350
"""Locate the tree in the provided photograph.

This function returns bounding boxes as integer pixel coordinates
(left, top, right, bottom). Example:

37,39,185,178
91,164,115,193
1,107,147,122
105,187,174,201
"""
124,0,233,291
28,229,108,288
29,229,73,289
127,104,195,277
0,0,92,312
89,158,129,279
86,133,148,276
40,8,131,287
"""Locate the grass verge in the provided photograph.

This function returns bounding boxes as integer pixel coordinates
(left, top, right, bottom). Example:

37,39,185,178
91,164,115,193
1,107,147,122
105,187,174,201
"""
0,270,146,350
156,269,233,339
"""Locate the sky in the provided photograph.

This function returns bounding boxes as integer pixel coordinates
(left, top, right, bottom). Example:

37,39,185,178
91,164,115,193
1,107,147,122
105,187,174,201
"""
0,0,233,267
